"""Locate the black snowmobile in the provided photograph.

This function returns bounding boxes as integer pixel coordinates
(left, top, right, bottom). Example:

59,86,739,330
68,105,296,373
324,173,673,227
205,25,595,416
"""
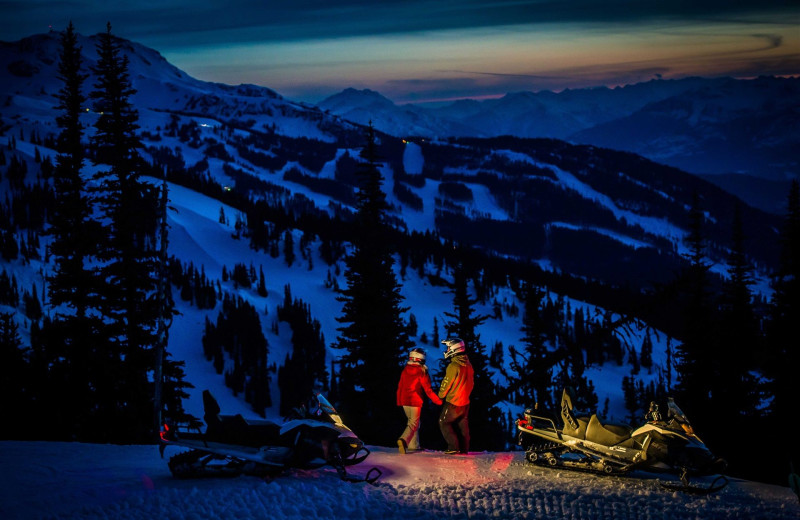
516,389,728,494
159,390,379,484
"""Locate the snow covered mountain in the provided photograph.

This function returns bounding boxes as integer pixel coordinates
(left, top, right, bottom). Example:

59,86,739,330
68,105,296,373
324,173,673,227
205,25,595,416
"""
1,32,353,144
571,77,800,180
318,77,800,212
318,78,722,140
3,31,783,290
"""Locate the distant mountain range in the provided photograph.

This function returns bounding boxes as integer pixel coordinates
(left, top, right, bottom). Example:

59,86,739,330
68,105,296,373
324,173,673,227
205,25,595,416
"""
0,31,784,289
318,78,800,213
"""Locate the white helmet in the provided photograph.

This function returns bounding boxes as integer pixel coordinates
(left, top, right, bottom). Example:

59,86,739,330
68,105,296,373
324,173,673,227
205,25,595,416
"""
408,347,426,365
441,338,466,359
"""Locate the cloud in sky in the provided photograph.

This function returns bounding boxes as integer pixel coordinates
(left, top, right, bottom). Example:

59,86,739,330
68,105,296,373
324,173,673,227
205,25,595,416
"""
1,1,799,102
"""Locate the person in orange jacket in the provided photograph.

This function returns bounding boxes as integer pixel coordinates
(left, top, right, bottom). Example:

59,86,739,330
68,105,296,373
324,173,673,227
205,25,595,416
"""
396,347,442,454
438,338,474,454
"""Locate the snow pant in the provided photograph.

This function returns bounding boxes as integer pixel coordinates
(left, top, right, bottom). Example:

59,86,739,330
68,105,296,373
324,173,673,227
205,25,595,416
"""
399,406,422,450
439,402,470,453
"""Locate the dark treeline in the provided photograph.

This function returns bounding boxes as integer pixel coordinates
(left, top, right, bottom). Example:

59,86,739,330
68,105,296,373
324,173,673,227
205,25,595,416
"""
276,284,328,417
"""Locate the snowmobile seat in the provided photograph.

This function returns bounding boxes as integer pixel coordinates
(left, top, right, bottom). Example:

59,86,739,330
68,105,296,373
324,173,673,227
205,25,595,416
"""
560,388,589,439
562,416,589,440
603,422,632,438
201,390,282,446
219,415,282,447
585,415,630,446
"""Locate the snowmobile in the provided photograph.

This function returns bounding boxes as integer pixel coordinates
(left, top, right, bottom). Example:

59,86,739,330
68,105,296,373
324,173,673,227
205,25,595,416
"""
159,390,380,484
516,389,728,494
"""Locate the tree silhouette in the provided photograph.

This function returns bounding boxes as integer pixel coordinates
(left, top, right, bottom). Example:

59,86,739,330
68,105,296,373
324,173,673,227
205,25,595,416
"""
333,123,412,445
674,192,717,427
509,281,557,412
89,23,170,441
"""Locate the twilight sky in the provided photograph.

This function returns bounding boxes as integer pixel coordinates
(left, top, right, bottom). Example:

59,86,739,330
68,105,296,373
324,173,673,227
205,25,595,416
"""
2,1,799,104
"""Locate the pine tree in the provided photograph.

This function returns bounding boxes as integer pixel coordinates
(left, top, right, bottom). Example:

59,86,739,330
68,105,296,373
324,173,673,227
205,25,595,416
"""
333,123,412,445
766,180,800,432
716,203,760,430
41,22,110,440
89,23,162,441
0,312,29,431
674,192,717,427
49,22,92,309
509,281,557,412
277,285,328,416
640,332,653,372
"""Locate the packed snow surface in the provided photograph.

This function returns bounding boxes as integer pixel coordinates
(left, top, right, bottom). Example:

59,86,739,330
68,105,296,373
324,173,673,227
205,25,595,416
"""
2,441,798,520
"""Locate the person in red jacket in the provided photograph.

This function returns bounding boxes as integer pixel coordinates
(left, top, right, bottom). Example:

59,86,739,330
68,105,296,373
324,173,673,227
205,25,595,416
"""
396,347,442,454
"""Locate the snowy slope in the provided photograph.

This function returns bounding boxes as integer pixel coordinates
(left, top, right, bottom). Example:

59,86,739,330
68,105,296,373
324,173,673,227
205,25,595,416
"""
160,171,675,424
2,441,798,520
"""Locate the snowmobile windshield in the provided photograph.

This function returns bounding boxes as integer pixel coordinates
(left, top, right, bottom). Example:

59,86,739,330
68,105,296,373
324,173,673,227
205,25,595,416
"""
317,393,337,416
667,398,690,425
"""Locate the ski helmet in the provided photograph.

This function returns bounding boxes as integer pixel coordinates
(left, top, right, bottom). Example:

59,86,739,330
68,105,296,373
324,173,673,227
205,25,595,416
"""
441,338,466,359
408,347,426,364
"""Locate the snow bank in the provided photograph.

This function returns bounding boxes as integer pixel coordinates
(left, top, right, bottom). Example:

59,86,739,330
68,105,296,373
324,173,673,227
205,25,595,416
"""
2,442,797,520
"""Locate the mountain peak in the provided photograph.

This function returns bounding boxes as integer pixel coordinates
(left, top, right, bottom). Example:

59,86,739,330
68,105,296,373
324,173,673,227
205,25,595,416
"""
318,87,396,112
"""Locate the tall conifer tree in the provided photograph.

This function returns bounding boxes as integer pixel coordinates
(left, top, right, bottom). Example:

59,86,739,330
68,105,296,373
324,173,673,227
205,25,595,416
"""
334,123,411,445
44,22,109,439
717,204,760,421
90,23,162,441
49,21,94,316
766,180,800,428
674,192,717,427
509,281,556,411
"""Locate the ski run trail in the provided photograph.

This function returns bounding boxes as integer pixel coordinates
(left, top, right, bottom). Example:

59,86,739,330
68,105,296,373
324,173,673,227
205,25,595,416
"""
2,441,798,520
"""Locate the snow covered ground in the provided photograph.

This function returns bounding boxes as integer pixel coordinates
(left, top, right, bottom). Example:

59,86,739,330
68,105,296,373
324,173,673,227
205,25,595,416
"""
2,441,798,520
